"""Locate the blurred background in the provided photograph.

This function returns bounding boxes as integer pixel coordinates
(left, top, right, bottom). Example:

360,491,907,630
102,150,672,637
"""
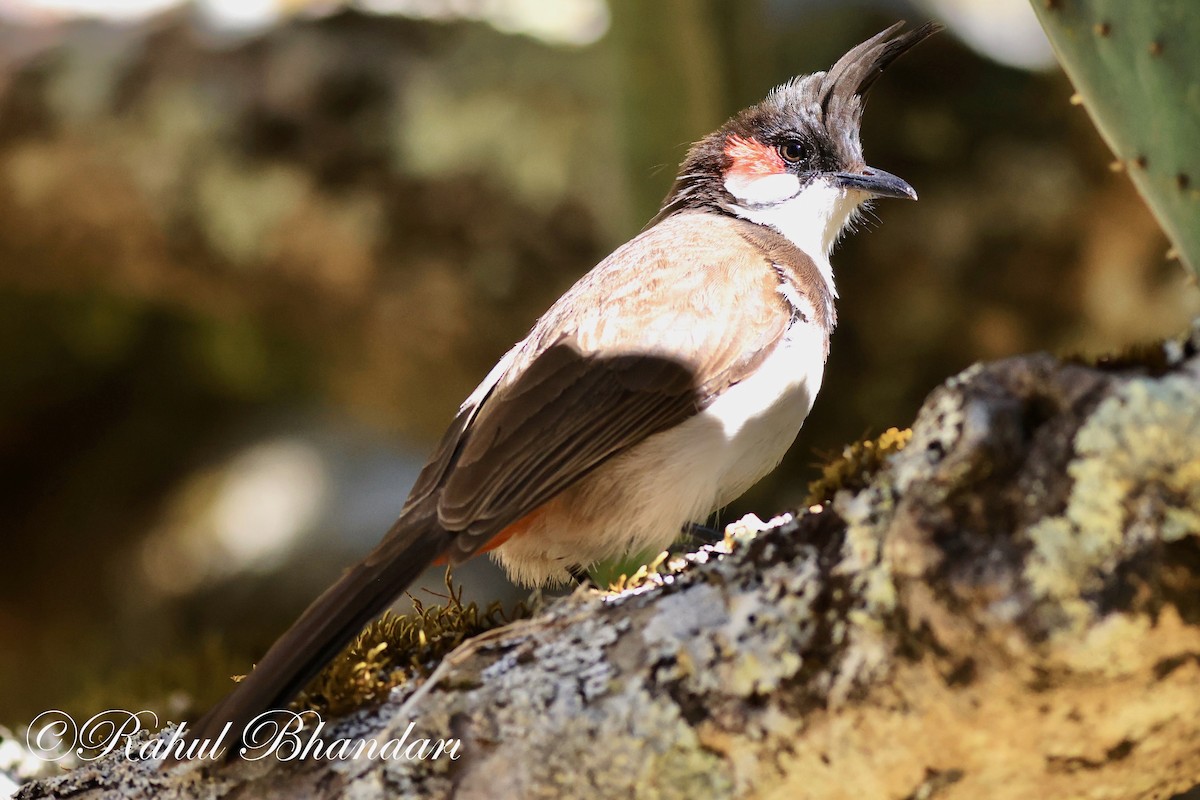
0,0,1197,730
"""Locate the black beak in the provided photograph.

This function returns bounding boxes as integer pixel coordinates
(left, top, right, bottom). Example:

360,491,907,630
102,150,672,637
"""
831,166,917,200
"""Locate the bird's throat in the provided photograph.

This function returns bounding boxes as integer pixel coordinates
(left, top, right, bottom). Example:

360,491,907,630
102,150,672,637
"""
728,179,860,297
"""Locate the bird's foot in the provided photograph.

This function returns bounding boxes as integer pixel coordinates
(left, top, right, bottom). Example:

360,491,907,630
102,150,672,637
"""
683,521,725,545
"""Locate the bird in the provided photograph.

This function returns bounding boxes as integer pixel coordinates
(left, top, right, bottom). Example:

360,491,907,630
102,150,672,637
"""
180,20,938,759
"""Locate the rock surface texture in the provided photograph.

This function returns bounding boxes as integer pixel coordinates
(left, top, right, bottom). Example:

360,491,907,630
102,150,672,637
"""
17,324,1200,799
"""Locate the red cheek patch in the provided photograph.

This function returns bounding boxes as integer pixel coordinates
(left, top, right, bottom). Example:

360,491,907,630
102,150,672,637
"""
724,135,786,177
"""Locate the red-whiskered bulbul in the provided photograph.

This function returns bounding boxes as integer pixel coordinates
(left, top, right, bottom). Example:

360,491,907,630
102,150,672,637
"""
182,21,938,757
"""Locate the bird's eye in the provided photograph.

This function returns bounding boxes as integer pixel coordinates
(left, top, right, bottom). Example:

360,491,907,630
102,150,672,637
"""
778,140,806,164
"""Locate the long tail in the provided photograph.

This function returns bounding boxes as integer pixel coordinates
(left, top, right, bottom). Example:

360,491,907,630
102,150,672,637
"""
175,509,453,761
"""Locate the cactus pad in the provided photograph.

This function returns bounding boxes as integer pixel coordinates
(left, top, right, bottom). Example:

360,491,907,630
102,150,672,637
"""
1031,0,1200,279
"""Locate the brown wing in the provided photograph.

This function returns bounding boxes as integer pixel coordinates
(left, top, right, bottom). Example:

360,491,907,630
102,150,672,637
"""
185,214,823,756
405,212,811,563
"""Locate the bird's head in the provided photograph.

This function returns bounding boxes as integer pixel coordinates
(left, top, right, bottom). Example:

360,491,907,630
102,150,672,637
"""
657,21,940,259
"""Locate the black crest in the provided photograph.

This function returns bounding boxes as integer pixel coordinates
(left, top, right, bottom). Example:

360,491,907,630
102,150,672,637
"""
654,21,940,223
778,20,942,163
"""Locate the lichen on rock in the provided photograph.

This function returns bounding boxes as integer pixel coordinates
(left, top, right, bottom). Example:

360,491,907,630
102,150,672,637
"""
16,324,1200,799
1026,366,1200,638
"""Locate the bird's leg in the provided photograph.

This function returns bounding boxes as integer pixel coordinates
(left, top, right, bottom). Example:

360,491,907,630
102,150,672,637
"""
567,564,597,588
524,566,595,612
683,521,724,545
525,586,547,613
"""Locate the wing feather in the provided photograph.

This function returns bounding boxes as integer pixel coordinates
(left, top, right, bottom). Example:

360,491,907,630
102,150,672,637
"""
396,212,818,562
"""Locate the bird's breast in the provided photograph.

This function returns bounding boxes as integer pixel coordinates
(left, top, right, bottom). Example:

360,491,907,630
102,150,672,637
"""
491,315,828,587
699,315,827,507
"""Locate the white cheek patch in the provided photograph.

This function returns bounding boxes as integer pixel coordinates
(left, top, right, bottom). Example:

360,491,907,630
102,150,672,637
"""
723,172,800,207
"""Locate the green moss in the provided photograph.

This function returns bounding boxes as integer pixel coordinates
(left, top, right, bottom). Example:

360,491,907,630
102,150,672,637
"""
806,427,913,507
292,577,529,718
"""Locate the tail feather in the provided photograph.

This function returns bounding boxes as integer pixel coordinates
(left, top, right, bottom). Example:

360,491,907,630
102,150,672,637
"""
176,511,453,761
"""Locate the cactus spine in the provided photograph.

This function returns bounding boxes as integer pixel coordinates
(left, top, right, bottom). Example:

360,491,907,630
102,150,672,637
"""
1031,0,1200,279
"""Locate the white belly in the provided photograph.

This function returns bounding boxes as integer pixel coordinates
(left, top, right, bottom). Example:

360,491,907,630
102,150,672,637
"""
493,318,827,586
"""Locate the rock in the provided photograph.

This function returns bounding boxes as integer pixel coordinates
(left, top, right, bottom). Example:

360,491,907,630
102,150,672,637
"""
16,327,1200,798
